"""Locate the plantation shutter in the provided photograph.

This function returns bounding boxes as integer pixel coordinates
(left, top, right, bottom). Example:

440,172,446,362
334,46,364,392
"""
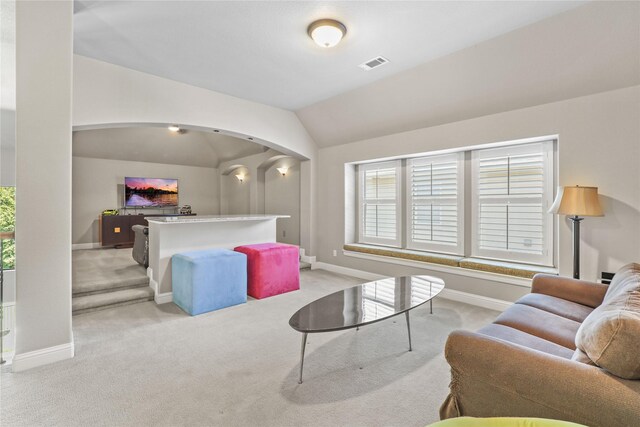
359,161,401,246
472,142,554,265
407,153,463,254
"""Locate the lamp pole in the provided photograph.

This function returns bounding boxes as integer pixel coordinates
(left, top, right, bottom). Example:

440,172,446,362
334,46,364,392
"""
570,216,583,279
550,186,603,280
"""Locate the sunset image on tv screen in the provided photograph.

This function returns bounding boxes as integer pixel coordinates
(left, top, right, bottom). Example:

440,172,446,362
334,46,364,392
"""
124,177,178,207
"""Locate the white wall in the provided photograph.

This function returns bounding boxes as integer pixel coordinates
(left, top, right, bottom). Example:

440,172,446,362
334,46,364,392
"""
0,145,14,186
72,55,318,255
219,151,301,246
298,1,640,147
0,18,15,187
219,150,277,215
14,0,73,370
0,0,16,363
73,55,316,160
265,159,300,246
221,167,250,216
1,0,15,187
72,156,220,245
316,86,640,301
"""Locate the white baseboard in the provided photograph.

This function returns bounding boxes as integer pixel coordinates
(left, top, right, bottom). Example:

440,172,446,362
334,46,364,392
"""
439,288,511,312
12,342,75,372
148,275,172,304
72,243,101,250
298,247,316,264
155,292,173,304
313,262,511,312
312,262,385,281
148,275,157,293
301,254,316,264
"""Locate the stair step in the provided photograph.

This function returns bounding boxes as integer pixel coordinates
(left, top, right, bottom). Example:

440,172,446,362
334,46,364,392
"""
72,275,150,296
300,261,311,270
73,287,154,315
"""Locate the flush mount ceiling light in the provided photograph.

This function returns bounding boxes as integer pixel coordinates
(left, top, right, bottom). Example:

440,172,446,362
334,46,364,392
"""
168,125,181,132
308,19,346,48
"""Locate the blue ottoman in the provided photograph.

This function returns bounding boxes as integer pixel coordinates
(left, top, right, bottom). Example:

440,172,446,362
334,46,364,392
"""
172,249,247,315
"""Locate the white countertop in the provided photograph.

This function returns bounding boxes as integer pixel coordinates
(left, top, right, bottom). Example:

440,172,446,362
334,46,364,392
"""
146,214,289,224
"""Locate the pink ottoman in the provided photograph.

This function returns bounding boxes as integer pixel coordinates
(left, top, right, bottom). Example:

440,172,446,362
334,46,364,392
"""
234,243,300,299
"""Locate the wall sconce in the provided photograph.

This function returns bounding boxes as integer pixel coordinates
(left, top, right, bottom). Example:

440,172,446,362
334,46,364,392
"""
235,174,245,183
276,167,288,176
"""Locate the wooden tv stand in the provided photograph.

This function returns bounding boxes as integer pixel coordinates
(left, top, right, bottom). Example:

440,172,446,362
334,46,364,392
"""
99,213,197,247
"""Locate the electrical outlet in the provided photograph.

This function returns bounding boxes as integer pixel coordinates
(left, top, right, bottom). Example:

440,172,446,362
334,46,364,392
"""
282,230,286,238
601,271,614,285
332,250,337,257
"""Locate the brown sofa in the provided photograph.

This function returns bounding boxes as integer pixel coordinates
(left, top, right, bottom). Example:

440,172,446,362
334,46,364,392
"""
440,263,640,427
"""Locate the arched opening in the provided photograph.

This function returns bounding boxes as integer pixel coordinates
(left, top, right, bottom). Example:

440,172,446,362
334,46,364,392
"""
70,123,309,316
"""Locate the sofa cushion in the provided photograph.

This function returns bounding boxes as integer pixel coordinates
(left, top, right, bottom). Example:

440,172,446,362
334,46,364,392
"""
477,324,574,359
427,416,588,427
576,264,640,379
516,293,593,323
493,304,581,349
603,262,640,303
570,348,597,366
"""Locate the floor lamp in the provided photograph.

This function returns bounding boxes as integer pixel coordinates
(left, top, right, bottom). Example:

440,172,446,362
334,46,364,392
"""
549,186,603,279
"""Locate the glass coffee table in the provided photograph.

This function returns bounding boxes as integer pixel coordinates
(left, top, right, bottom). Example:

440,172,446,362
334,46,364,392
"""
289,275,445,383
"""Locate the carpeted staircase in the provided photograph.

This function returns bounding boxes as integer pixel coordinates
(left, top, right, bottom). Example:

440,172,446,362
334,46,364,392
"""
72,249,154,315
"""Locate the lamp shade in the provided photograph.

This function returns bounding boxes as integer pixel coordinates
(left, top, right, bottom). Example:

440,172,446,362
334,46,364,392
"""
549,185,603,216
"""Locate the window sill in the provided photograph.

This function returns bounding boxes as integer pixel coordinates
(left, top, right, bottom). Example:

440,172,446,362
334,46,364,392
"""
343,244,558,288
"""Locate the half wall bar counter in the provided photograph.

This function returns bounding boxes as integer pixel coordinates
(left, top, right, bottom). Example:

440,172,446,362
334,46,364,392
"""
147,215,289,301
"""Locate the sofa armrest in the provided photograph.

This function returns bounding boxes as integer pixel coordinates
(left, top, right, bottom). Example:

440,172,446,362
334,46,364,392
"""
441,330,640,426
531,273,608,308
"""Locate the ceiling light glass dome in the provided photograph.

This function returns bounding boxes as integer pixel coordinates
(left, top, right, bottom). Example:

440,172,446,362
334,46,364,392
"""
308,19,346,48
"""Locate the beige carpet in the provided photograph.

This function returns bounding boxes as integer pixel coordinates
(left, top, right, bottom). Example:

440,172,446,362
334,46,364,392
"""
1,269,499,427
72,248,149,295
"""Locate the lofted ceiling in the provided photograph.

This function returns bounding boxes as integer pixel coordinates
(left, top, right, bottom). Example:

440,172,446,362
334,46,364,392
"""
297,1,640,147
73,1,585,111
72,127,268,168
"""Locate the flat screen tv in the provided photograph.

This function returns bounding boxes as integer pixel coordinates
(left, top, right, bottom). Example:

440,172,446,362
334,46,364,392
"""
124,177,179,208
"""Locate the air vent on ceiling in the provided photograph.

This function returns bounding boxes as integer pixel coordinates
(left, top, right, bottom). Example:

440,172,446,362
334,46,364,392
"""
358,56,389,71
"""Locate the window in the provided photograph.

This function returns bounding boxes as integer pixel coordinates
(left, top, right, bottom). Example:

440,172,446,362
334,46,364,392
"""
0,187,16,270
354,138,556,268
358,161,401,247
471,142,554,266
407,153,464,254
